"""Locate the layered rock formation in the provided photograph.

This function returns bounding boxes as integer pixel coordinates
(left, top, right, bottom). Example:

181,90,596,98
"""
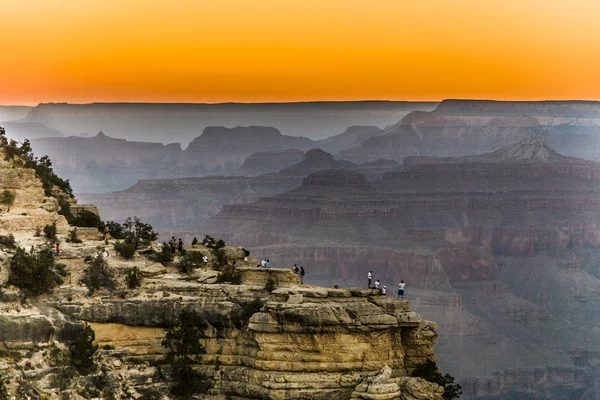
0,150,443,400
315,126,385,153
235,149,306,176
78,149,398,232
340,100,600,164
207,137,600,398
21,101,436,143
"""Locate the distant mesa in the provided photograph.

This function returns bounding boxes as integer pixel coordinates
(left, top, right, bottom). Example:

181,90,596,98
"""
235,149,305,176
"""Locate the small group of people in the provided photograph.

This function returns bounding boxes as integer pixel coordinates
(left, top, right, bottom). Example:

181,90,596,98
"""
292,264,306,284
169,237,185,254
367,270,406,299
259,259,271,268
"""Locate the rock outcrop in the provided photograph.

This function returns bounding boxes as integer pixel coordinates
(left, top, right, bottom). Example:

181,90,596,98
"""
207,137,600,398
340,100,600,164
0,152,443,400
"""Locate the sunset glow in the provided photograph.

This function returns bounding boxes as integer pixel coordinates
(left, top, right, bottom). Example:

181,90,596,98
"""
1,0,599,105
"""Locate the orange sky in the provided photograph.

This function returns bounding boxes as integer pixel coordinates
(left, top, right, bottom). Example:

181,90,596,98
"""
0,0,599,105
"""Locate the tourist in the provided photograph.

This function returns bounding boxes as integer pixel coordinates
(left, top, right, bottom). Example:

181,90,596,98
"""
169,236,176,253
398,280,406,300
260,259,266,268
368,270,373,288
374,280,380,291
266,259,271,268
55,242,60,258
300,266,305,284
382,286,387,296
293,264,299,274
177,238,183,254
104,225,110,245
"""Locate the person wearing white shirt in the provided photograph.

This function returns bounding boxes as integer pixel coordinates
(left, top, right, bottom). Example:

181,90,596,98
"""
367,271,373,287
260,259,266,268
374,280,380,290
398,280,406,300
382,286,387,296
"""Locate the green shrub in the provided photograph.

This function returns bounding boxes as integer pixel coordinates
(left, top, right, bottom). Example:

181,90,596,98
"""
0,234,16,248
1,189,16,212
80,254,116,294
150,243,174,264
201,235,216,248
8,247,63,295
0,129,73,198
162,310,211,397
67,229,82,243
70,325,98,374
265,278,276,292
69,210,104,229
411,361,462,400
178,251,204,274
55,263,68,277
44,223,57,239
103,221,125,240
121,217,157,248
0,373,10,399
125,267,143,289
114,241,136,259
216,264,241,285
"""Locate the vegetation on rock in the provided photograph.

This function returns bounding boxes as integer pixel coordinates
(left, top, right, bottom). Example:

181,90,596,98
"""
0,233,16,248
162,309,212,397
0,373,9,399
150,243,174,264
70,325,98,374
216,264,242,284
80,253,116,294
411,360,462,400
1,189,15,212
203,235,227,267
8,247,65,295
125,266,143,289
265,278,276,292
0,127,73,198
178,251,204,274
67,229,82,243
68,210,104,230
114,240,136,259
44,222,57,239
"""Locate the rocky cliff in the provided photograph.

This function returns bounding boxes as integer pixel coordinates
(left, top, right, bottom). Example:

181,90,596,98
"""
207,137,600,398
0,150,444,400
340,100,600,164
21,101,436,143
78,149,398,233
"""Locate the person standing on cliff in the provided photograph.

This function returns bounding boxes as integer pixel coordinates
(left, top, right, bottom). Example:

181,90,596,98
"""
169,236,176,253
300,266,305,284
368,271,373,288
55,242,60,258
104,225,110,245
177,238,184,254
398,280,406,300
374,279,380,291
382,285,387,296
293,264,299,274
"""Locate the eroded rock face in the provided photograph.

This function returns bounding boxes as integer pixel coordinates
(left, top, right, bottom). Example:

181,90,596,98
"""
206,139,600,398
339,100,600,164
